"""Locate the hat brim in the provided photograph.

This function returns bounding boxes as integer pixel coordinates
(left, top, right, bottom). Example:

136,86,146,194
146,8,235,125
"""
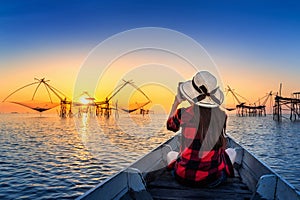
179,80,224,108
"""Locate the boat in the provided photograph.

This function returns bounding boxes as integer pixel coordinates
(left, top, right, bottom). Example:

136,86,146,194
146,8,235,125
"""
76,133,300,200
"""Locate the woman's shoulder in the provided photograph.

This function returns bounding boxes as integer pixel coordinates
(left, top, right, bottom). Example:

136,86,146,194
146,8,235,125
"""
182,105,227,118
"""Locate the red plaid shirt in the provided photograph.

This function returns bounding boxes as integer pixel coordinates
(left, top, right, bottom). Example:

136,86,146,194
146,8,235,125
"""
167,105,234,186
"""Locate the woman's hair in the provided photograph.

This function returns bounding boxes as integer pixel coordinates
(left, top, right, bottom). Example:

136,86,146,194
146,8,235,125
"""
195,106,226,151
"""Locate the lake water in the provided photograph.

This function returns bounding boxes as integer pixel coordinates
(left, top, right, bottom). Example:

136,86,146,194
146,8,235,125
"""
0,113,299,199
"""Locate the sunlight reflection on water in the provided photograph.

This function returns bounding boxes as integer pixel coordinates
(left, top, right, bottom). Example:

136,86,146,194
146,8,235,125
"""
0,113,299,199
0,113,173,199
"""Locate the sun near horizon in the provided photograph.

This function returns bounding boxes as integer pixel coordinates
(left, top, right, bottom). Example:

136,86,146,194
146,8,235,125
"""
0,69,292,115
0,34,299,115
0,58,297,115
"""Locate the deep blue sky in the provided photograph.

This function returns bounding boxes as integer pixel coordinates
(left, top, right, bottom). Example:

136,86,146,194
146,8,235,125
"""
1,0,300,101
2,0,299,55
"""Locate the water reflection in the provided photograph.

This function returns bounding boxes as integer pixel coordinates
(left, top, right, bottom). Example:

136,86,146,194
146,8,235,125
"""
0,114,109,199
75,113,173,165
1,113,298,199
227,115,300,190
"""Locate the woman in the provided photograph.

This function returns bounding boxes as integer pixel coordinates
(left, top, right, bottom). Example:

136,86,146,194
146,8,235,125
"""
167,71,235,187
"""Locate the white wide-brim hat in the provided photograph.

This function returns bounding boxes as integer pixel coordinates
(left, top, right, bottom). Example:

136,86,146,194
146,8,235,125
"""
179,71,224,108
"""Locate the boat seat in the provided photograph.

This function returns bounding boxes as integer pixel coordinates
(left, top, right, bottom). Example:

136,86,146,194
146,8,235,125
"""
145,168,254,200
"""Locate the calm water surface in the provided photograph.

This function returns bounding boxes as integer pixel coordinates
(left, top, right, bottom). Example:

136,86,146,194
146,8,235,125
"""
226,115,300,191
0,113,299,199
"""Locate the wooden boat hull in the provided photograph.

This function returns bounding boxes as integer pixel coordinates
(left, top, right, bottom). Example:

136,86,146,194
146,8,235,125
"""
77,134,300,200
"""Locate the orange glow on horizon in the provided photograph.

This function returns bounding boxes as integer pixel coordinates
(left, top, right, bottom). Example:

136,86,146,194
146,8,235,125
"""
1,45,299,115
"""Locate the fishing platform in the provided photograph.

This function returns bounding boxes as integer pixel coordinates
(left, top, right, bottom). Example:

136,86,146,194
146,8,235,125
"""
273,92,300,121
2,78,151,118
226,86,272,117
2,78,73,117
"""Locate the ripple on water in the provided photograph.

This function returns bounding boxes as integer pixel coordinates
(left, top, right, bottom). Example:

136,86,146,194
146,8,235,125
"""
227,115,300,191
1,114,299,199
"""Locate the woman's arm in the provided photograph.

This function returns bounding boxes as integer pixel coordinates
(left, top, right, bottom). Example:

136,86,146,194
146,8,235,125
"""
168,82,185,118
167,94,184,132
168,96,181,119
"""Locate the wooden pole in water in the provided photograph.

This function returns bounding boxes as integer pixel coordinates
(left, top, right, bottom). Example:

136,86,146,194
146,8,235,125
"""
273,95,281,122
279,83,282,121
275,83,282,122
291,99,295,121
279,83,282,97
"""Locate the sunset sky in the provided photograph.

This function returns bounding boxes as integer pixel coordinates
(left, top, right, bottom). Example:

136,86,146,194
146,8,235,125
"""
1,0,300,113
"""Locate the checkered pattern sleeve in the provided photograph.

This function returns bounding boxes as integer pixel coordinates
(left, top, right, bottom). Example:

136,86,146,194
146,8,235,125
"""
167,108,182,132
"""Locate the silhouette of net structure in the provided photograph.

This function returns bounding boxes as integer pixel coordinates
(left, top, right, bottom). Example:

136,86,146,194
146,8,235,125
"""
2,78,70,113
226,85,272,116
92,80,151,117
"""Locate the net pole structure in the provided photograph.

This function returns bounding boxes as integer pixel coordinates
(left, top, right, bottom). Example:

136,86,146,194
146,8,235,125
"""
95,80,151,117
106,80,133,102
224,88,236,111
32,80,44,101
2,78,70,115
120,101,151,113
126,80,151,102
95,80,133,118
119,80,151,115
2,81,40,103
41,78,72,117
92,79,152,117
